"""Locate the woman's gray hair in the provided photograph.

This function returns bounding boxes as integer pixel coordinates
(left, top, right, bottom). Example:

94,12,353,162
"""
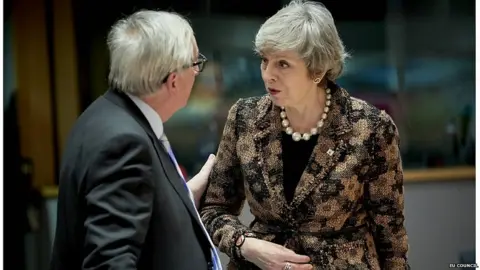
254,0,349,81
107,10,195,96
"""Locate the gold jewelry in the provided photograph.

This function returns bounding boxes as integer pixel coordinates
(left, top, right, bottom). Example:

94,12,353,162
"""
313,77,321,84
280,88,332,142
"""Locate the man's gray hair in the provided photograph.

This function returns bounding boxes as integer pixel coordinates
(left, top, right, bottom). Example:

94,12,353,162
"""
107,10,195,96
254,0,349,81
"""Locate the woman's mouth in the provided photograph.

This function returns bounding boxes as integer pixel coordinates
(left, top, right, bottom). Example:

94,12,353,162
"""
267,88,281,95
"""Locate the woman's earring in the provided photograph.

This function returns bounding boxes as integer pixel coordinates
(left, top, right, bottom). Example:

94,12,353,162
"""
313,78,321,84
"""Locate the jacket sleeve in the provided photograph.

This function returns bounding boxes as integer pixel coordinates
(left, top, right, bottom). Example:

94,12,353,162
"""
365,111,410,270
82,134,154,270
200,99,250,259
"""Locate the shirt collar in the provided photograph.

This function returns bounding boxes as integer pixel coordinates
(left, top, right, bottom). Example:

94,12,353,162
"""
127,94,164,139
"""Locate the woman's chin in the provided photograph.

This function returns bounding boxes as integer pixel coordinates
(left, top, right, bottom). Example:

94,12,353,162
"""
268,95,286,107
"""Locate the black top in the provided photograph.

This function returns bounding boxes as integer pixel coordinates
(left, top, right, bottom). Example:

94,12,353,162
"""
281,132,319,203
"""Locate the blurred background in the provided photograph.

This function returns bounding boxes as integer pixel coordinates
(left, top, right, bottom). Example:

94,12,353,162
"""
4,0,475,269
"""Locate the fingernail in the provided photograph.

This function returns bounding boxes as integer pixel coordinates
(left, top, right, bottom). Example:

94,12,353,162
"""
209,154,215,160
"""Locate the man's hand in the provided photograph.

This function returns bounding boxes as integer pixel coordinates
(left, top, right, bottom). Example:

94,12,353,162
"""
187,154,216,208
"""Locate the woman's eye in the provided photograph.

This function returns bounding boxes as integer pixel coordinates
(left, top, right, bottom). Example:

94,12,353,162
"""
279,61,289,68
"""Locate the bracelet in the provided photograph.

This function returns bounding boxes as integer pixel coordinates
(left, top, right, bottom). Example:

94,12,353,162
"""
234,232,256,260
236,234,247,248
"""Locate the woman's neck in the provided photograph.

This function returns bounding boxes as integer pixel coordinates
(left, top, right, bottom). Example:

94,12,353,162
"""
284,87,327,133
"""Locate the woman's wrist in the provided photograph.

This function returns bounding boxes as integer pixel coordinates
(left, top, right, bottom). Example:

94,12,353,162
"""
234,232,256,260
239,236,254,258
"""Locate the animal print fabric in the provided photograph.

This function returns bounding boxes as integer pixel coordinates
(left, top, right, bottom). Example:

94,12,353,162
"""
200,86,409,270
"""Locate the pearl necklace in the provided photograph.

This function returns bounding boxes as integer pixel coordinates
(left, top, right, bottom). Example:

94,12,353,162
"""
280,88,332,142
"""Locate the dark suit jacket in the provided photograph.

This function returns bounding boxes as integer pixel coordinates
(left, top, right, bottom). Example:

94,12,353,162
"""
201,86,409,270
50,89,213,270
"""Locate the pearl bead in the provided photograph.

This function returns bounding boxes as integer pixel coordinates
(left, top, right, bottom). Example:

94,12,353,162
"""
279,88,330,142
292,132,302,141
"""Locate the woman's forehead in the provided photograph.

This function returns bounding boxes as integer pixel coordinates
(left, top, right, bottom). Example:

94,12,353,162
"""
262,50,303,61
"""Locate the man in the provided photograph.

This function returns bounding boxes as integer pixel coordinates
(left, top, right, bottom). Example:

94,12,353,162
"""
50,10,222,270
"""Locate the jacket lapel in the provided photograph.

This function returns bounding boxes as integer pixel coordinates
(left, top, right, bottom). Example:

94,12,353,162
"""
150,138,204,225
290,87,353,208
253,97,290,214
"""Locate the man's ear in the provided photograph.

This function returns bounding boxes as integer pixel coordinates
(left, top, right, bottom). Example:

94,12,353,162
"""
166,73,178,92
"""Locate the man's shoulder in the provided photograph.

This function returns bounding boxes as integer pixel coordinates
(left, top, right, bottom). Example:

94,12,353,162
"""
67,95,149,152
81,95,142,128
80,94,132,121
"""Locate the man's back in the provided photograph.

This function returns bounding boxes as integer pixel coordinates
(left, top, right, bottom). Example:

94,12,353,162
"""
50,91,212,270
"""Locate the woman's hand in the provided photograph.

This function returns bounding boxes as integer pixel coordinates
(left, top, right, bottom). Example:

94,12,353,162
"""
241,238,313,270
187,154,216,208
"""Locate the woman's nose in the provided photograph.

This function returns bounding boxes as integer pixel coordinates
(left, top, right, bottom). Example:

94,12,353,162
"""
261,64,276,83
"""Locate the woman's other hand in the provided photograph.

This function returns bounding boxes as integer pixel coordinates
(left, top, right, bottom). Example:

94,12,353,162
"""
187,154,216,208
241,238,313,270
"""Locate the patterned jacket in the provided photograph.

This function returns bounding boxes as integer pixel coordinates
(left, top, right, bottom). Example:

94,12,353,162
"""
200,86,409,270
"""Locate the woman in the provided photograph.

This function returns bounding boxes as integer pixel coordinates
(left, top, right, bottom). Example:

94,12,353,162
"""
200,1,409,269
